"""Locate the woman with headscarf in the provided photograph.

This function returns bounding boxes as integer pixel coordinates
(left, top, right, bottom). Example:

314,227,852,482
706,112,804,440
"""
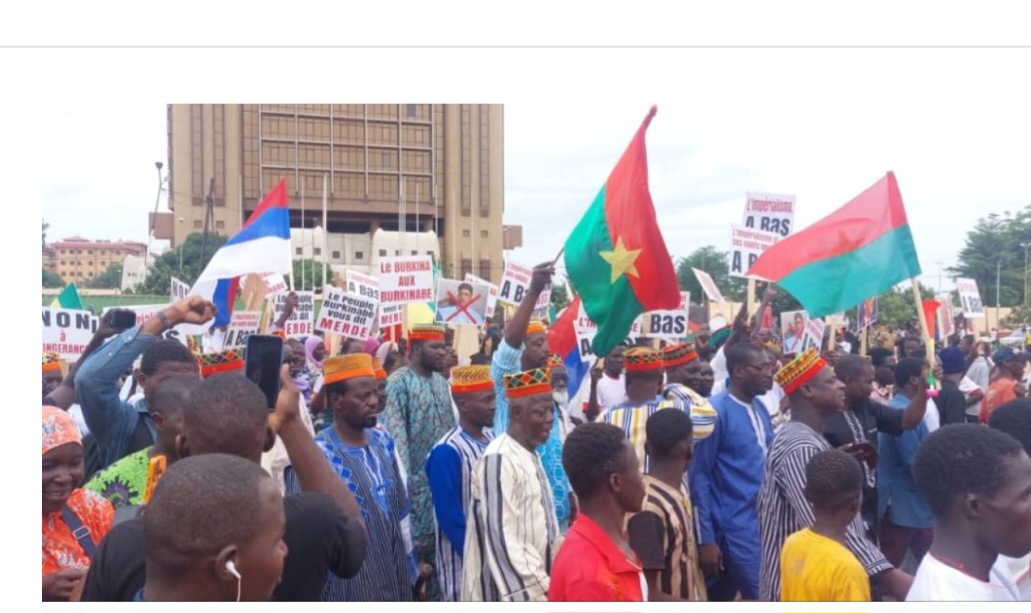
42,406,114,601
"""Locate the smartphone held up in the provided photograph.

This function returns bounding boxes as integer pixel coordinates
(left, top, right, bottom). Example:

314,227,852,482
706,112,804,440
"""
245,334,284,410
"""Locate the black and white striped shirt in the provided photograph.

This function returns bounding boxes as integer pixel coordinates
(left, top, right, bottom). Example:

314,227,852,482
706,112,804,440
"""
758,421,892,601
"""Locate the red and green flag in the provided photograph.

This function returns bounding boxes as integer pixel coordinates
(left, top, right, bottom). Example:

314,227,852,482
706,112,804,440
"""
747,172,921,317
563,106,680,356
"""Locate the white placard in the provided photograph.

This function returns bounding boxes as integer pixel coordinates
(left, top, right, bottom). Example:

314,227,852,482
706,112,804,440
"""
729,224,782,278
224,311,261,347
316,287,378,339
534,289,551,321
272,291,315,338
574,301,641,362
465,273,499,319
498,261,533,305
644,291,690,341
377,256,434,306
344,270,381,301
103,305,209,348
238,272,288,299
42,307,98,361
435,279,490,327
692,268,726,304
801,317,827,353
744,192,795,237
956,277,985,318
170,277,190,302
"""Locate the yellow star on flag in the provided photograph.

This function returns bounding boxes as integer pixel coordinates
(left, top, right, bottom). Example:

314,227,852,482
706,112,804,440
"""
599,237,642,284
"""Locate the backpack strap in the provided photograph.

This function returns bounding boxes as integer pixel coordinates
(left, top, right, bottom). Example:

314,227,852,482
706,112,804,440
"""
61,505,97,560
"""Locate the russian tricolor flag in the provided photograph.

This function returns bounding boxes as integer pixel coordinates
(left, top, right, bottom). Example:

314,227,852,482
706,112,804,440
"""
548,295,588,399
190,179,292,326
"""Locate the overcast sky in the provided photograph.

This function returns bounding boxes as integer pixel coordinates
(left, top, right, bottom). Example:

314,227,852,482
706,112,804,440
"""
42,55,1030,295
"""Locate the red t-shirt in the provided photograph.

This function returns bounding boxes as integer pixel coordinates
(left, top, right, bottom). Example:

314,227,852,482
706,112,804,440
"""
548,514,647,602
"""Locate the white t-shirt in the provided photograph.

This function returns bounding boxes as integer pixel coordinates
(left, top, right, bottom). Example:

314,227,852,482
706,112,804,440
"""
1000,553,1031,600
907,553,1021,601
595,372,627,412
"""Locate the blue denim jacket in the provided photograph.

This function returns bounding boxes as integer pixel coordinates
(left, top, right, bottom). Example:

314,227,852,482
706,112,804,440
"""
74,325,157,468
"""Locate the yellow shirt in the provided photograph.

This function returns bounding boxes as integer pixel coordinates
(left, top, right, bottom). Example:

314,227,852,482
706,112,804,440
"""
780,528,870,602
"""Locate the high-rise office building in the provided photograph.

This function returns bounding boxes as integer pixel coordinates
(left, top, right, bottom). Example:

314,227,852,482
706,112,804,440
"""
151,104,521,283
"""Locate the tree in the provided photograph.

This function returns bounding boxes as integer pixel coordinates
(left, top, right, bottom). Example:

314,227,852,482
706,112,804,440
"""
87,262,123,289
290,259,329,292
549,283,570,312
675,246,746,303
135,232,228,295
950,206,1031,308
42,267,63,288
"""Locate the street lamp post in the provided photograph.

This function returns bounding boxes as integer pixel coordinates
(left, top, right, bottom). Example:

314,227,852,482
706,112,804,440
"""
177,217,185,273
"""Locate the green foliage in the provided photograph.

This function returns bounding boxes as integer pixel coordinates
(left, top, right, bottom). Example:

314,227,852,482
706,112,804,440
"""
290,258,329,292
86,262,123,289
42,267,63,288
550,283,570,312
675,246,746,303
136,232,229,294
950,206,1031,308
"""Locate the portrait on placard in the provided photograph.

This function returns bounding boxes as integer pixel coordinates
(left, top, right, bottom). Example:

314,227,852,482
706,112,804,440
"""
434,279,488,326
781,310,809,355
858,297,878,330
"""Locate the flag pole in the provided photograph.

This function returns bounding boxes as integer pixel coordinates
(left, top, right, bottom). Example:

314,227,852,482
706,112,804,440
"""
322,173,328,293
910,278,939,391
552,246,564,266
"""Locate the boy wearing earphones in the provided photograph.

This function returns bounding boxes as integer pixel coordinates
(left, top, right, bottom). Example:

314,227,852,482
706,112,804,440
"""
138,453,288,601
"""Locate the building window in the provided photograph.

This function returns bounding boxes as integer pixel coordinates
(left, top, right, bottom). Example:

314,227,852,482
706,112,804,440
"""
216,221,225,230
480,230,488,238
313,248,321,256
355,251,364,260
295,248,303,255
332,251,341,259
194,220,202,229
411,250,418,256
60,261,66,265
379,249,387,257
407,104,416,117
87,250,93,255
463,229,470,237
426,251,433,256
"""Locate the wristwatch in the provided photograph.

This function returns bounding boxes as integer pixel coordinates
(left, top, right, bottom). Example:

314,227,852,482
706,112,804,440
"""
155,310,173,331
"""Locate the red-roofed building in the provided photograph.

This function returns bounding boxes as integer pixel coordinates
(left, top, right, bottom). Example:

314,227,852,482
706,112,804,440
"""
45,237,147,283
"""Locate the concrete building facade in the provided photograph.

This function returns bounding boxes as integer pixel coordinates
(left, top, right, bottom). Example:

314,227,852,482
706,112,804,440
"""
154,104,521,284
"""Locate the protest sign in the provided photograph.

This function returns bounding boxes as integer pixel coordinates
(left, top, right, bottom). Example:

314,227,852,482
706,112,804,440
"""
465,273,499,319
729,225,782,278
801,317,826,353
534,289,551,321
644,291,690,340
378,256,434,306
857,297,878,330
272,291,315,337
239,272,287,299
42,307,98,360
744,192,795,237
103,305,209,348
224,311,261,347
498,261,533,305
956,278,985,318
574,301,641,362
316,287,378,339
781,310,809,355
435,279,489,326
345,270,381,301
692,268,726,304
170,277,190,302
